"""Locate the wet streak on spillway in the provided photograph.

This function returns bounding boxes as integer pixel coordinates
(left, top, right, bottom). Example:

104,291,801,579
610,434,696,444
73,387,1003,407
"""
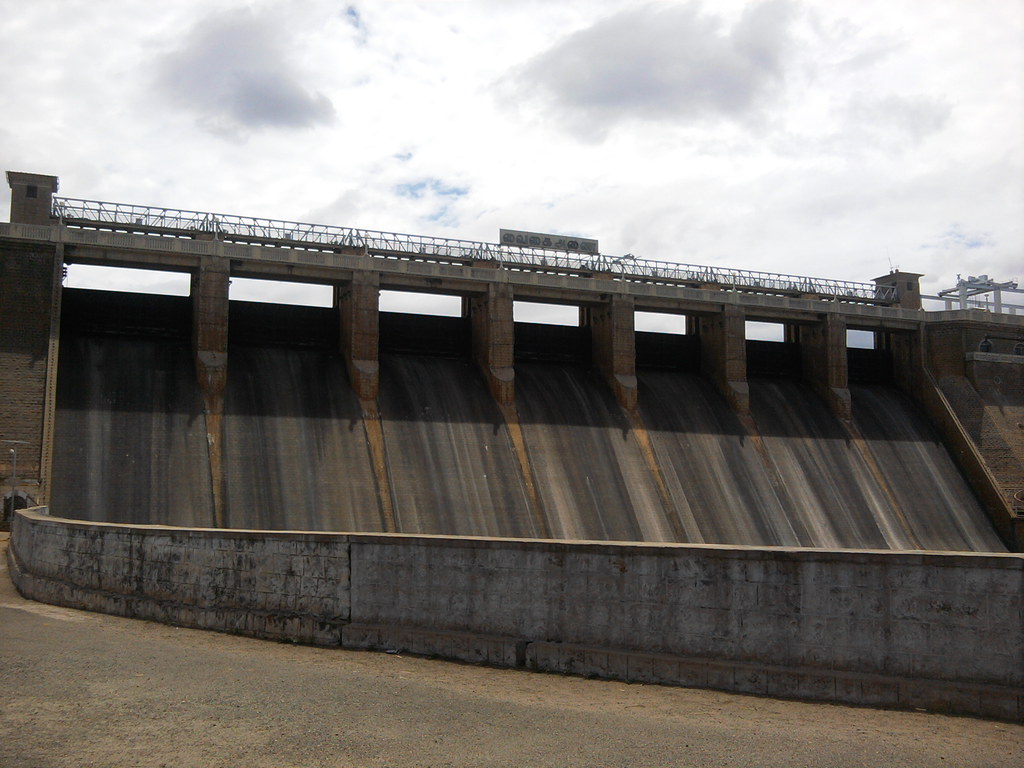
377,354,536,537
637,371,798,546
222,346,381,532
51,294,213,526
749,379,895,549
514,363,674,542
851,384,1005,552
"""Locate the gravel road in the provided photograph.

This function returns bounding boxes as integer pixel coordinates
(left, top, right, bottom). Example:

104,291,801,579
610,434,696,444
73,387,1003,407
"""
1,534,1020,767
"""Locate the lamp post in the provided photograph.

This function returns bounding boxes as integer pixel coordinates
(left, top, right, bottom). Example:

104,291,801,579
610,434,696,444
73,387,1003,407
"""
7,448,14,522
2,440,27,522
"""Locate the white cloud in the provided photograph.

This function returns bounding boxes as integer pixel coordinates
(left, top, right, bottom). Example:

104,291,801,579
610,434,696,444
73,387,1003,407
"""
512,1,798,140
0,0,1020,304
154,7,336,135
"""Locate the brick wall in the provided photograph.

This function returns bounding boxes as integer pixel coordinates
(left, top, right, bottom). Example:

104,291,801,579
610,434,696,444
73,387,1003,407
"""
9,509,1022,720
0,240,59,499
964,356,1024,513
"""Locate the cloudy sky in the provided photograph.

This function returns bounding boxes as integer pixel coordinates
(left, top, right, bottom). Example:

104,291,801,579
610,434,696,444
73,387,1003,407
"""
1,0,1021,313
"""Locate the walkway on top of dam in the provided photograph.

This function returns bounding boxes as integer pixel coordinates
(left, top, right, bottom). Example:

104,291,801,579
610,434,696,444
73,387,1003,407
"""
49,193,894,304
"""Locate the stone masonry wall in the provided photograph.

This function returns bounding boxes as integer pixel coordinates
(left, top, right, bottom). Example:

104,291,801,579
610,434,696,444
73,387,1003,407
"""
8,509,1023,720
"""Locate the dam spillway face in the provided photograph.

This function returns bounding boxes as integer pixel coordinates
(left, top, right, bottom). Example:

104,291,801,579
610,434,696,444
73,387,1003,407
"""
3,173,1022,552
46,289,1008,552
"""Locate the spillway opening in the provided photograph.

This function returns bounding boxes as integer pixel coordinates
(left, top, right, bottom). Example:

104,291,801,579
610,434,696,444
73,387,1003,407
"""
380,290,469,357
514,301,588,364
226,278,337,349
847,329,876,349
65,264,191,297
636,311,699,371
848,327,894,384
379,290,462,317
513,301,579,326
61,288,191,339
230,301,337,349
635,312,687,334
229,277,333,307
745,321,785,342
746,321,800,377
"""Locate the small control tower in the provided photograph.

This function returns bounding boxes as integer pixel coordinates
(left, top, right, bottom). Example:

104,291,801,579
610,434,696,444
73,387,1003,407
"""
6,172,59,226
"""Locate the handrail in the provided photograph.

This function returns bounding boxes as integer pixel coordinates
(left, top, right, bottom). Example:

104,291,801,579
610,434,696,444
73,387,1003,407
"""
51,196,897,303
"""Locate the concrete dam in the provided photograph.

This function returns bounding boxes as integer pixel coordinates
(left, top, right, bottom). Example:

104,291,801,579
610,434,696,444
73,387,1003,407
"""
50,287,1004,552
3,172,1023,719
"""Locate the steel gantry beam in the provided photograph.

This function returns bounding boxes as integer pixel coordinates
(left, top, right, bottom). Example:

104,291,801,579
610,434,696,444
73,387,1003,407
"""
51,195,897,305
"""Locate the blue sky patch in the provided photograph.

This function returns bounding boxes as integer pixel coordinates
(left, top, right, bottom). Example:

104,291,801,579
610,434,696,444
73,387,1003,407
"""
394,178,469,200
919,224,995,251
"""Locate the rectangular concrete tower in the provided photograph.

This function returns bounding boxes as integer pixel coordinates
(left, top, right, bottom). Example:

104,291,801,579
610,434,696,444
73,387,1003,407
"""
2,173,62,512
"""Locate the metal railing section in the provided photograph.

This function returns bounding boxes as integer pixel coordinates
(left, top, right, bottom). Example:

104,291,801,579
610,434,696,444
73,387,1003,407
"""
52,196,896,303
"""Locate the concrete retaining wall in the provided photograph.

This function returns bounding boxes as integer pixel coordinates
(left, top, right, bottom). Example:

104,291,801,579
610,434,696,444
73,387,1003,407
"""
8,509,1023,721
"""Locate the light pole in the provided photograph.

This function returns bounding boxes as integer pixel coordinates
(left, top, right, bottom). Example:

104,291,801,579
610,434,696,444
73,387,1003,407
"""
7,448,14,522
2,440,27,522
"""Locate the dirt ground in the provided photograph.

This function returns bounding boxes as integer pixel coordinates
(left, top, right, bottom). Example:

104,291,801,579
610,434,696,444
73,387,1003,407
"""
1,534,1020,768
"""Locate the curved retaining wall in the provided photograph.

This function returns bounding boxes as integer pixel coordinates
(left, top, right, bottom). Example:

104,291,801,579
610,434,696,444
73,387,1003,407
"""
8,509,1022,721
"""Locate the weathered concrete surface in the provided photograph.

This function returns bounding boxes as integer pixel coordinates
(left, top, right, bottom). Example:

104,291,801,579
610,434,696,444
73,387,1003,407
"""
9,510,1022,720
4,533,1020,768
191,256,230,528
50,334,214,528
586,294,638,410
378,354,536,537
469,282,515,405
223,345,384,532
799,314,851,420
957,354,1024,515
47,291,1010,549
514,362,672,541
337,270,380,400
699,305,749,415
851,383,1005,550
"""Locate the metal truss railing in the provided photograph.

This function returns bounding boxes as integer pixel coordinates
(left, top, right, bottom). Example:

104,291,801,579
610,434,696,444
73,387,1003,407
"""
51,196,896,303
